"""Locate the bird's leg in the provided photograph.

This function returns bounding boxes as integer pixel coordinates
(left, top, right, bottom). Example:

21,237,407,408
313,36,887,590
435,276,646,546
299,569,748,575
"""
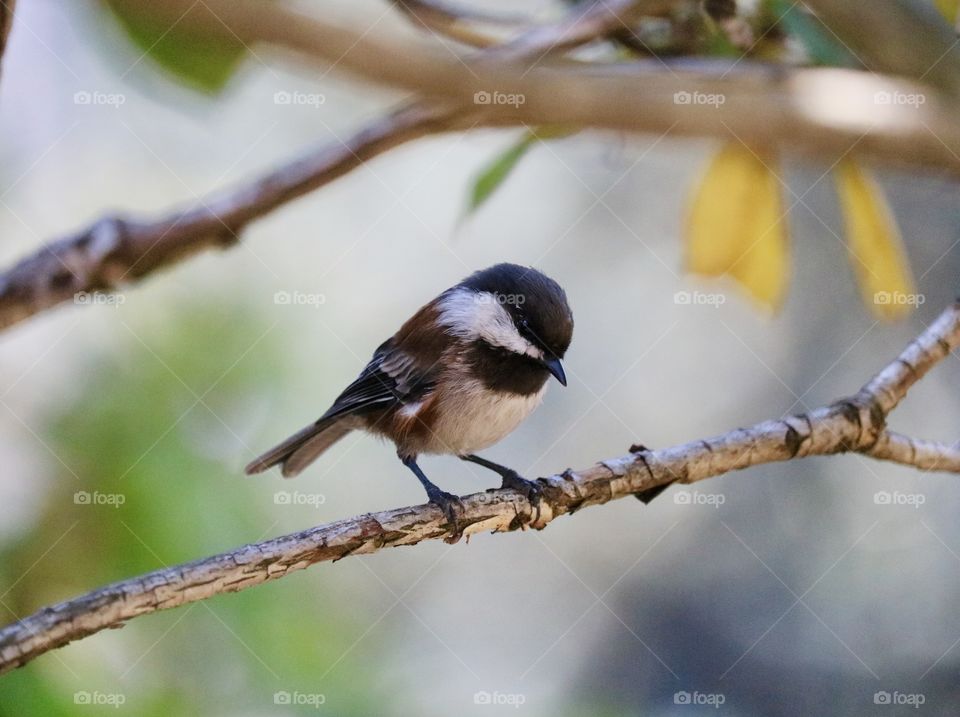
400,454,463,543
460,454,543,514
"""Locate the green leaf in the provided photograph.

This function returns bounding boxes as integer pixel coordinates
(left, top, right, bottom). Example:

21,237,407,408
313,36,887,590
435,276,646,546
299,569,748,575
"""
467,133,538,215
770,0,856,67
103,0,248,93
465,127,576,217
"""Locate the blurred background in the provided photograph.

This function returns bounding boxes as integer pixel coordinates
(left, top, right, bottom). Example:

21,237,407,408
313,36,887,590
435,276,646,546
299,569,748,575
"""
1,1,960,714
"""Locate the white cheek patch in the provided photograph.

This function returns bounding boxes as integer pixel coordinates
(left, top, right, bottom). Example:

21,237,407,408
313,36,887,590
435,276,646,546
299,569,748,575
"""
438,288,542,359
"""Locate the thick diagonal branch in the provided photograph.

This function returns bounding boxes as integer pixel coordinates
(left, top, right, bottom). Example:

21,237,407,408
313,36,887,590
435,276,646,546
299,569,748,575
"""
1,300,958,675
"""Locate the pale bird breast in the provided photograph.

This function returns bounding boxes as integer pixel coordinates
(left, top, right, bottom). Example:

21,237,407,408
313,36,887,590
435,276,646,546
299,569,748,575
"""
424,380,548,455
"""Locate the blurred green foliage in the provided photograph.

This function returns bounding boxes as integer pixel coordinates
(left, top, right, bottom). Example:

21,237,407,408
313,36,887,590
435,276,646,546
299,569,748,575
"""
102,0,250,92
465,127,576,218
768,0,857,67
0,306,383,715
466,132,539,217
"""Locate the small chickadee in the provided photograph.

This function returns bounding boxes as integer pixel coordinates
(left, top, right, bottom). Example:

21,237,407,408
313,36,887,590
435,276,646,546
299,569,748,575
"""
246,263,573,537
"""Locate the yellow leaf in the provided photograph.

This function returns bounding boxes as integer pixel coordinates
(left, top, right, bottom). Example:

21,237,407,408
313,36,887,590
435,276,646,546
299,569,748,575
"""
685,143,789,310
935,0,959,23
834,158,915,320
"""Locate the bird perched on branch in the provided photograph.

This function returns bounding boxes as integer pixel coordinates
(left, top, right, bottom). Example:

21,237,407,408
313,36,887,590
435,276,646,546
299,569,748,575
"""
246,263,574,540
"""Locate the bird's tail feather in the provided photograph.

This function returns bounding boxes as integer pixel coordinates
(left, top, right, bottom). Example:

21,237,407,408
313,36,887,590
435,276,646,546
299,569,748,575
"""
245,417,354,478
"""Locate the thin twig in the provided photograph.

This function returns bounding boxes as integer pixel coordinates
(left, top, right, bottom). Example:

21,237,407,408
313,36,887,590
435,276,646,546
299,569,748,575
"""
1,299,959,674
394,0,510,48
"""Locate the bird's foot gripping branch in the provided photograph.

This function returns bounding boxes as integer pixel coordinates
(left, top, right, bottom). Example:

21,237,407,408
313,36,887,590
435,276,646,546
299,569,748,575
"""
2,300,960,674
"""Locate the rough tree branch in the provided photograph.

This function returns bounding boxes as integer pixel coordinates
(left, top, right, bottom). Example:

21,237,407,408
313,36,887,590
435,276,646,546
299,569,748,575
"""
1,299,959,675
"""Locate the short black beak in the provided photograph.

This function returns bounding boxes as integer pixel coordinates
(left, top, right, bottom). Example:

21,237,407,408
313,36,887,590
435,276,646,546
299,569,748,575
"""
542,356,567,386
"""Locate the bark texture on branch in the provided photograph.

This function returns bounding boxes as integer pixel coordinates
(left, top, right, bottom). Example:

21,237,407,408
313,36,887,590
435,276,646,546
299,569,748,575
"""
2,300,959,675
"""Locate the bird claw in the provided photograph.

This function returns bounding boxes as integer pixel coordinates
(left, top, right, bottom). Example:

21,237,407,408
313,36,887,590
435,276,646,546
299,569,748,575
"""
500,470,543,522
427,488,464,543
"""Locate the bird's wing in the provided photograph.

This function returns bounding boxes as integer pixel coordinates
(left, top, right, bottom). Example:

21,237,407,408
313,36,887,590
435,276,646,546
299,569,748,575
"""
319,346,425,419
245,300,448,477
321,300,447,421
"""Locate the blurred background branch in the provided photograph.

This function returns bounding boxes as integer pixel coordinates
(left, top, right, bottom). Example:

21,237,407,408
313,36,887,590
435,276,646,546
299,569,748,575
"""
0,1,959,709
0,0,646,332
0,104,475,332
802,0,960,96
2,299,959,674
0,0,14,78
4,0,960,332
179,0,960,173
